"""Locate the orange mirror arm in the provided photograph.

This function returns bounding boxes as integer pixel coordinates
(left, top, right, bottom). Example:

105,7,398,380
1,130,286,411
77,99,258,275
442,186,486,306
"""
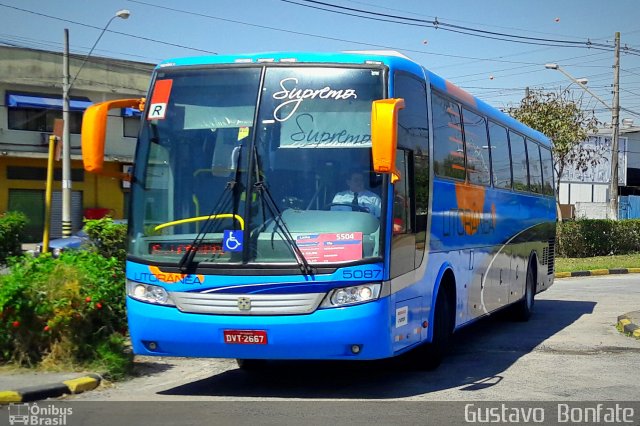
371,98,405,181
81,98,144,174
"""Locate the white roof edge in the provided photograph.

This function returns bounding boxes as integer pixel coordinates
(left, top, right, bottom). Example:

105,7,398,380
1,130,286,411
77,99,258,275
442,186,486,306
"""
341,50,411,59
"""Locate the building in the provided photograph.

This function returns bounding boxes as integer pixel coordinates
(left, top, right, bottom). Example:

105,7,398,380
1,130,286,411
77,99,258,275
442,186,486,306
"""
0,46,154,241
558,126,640,219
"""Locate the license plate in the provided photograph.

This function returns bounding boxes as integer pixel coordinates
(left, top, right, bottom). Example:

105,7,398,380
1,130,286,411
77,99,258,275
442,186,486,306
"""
223,330,268,345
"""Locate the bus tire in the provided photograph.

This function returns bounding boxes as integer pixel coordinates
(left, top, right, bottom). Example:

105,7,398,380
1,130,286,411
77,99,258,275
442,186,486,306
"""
236,359,267,371
511,263,535,322
408,285,453,370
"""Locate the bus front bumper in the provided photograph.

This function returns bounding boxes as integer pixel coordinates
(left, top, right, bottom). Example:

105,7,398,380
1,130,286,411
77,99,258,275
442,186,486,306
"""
127,296,393,360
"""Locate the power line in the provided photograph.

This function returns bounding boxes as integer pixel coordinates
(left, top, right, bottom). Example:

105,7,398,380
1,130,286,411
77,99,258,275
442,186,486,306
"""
124,0,574,66
0,32,163,62
621,107,640,118
0,2,218,54
342,0,590,42
445,52,612,82
280,0,640,54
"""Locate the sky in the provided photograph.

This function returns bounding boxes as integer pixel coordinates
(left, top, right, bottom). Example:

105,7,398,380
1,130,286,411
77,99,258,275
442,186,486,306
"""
1,0,639,125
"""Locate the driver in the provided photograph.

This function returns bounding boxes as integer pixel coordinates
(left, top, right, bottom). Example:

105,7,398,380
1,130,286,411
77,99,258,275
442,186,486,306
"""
331,172,382,218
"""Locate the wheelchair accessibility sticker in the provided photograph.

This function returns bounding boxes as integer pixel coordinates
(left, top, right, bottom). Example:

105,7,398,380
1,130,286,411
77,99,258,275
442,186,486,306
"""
223,230,243,252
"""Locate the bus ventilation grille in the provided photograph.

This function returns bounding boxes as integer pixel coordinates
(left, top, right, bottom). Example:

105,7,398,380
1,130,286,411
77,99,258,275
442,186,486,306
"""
543,238,556,275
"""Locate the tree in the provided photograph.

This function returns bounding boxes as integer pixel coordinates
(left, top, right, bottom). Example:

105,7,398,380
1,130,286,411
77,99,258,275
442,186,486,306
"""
509,89,600,220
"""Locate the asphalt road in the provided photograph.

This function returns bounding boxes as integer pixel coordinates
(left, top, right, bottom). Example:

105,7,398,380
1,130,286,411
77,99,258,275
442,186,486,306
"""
63,274,640,423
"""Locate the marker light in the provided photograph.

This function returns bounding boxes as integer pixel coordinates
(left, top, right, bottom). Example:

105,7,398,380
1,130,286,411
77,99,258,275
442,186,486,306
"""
321,284,381,308
127,280,174,306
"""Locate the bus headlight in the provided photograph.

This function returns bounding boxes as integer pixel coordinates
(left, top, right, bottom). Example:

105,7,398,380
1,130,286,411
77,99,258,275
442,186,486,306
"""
321,284,381,308
126,280,175,306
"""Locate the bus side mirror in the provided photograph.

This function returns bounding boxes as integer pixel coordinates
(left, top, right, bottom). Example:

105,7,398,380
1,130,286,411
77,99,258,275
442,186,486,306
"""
82,98,145,177
371,98,405,183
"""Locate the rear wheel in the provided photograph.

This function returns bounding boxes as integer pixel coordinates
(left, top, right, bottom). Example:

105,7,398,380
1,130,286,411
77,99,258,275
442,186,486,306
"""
406,285,453,370
511,263,535,321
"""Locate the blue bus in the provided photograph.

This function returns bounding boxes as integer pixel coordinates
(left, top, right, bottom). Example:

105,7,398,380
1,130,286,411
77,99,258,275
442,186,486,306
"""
82,51,556,369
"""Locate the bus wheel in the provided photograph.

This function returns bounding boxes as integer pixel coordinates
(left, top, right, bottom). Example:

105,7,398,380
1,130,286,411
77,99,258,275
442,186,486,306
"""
511,264,535,322
236,359,267,371
408,285,453,370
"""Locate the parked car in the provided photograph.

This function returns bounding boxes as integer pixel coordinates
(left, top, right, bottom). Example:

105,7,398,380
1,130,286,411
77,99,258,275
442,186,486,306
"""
33,220,127,258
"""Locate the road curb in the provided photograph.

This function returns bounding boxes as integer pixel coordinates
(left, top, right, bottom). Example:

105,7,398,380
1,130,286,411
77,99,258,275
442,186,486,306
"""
618,313,640,339
556,268,640,279
0,373,101,404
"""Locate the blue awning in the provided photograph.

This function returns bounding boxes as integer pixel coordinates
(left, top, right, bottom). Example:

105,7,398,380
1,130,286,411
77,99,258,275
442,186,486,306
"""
6,93,93,111
122,107,142,117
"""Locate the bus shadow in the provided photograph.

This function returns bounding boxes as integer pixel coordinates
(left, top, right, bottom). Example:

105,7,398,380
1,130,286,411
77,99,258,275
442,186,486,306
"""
158,299,596,399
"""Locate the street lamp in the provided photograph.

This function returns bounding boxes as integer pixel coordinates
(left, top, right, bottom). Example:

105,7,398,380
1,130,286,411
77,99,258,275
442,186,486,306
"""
544,64,605,103
544,34,621,220
60,9,130,238
69,10,130,88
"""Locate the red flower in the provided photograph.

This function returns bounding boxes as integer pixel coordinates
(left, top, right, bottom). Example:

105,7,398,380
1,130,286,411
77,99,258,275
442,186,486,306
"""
96,303,103,309
85,296,92,303
12,321,20,328
44,325,51,332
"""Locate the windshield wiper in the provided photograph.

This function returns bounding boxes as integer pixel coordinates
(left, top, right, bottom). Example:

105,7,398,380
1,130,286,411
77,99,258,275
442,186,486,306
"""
254,180,314,276
251,145,314,276
178,144,244,272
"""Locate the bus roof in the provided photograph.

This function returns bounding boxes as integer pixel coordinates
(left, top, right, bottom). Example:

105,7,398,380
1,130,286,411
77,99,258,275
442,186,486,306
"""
157,51,551,147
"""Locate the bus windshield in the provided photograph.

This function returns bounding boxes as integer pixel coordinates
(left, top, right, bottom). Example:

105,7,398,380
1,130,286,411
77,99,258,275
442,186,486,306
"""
129,65,386,267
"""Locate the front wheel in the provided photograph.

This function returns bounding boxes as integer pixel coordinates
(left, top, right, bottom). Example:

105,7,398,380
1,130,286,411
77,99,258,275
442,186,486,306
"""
405,285,453,370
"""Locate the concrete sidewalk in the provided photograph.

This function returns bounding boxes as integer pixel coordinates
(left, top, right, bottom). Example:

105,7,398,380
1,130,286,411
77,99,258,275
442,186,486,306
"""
618,311,640,338
0,370,101,403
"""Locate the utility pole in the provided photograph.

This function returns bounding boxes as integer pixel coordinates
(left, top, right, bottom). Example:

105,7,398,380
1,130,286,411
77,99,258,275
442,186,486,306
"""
62,29,72,237
609,31,621,220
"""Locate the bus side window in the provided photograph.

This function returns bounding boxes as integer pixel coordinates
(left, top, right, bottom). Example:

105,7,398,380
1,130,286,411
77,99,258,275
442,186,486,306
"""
509,131,529,192
393,150,413,235
488,122,512,189
540,147,555,196
432,92,464,180
395,72,429,268
527,139,543,194
390,149,416,279
462,108,490,186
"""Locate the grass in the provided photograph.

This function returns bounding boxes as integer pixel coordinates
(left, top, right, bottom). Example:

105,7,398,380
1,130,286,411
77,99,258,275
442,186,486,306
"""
555,253,640,273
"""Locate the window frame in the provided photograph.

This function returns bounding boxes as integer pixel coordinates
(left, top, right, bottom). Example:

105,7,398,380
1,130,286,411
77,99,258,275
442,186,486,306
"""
6,91,88,134
539,145,555,197
461,106,492,187
431,90,466,181
526,138,544,195
487,120,513,191
508,130,530,193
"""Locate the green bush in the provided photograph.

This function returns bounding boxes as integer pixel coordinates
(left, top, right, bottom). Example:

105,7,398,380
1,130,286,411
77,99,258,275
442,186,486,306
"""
0,211,27,264
83,217,127,264
0,250,129,378
557,219,640,257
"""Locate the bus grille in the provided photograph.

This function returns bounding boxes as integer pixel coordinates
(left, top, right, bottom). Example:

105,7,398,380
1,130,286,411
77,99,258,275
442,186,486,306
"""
544,238,556,275
170,291,325,315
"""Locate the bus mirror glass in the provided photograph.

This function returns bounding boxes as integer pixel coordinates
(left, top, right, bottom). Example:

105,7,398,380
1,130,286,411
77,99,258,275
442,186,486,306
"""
371,98,404,183
82,98,144,177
